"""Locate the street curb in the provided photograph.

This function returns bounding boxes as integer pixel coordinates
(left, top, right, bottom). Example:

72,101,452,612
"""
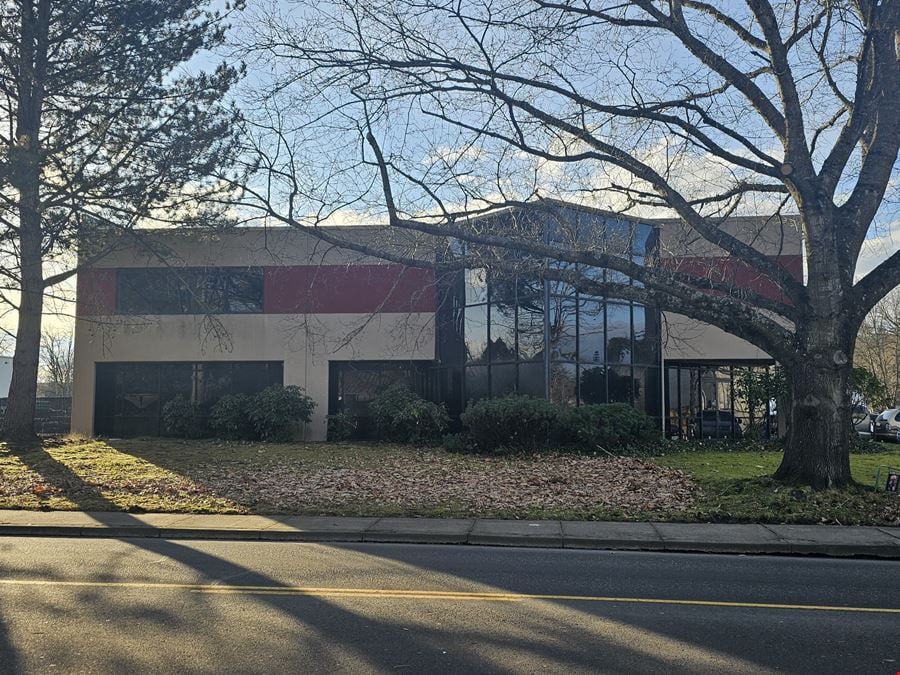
0,514,898,558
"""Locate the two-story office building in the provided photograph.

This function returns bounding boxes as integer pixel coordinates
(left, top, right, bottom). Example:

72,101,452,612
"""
71,203,802,440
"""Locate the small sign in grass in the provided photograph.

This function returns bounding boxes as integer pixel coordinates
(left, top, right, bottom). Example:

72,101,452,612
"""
874,466,900,493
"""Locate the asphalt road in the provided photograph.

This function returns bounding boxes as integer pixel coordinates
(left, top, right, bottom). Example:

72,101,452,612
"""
0,537,897,674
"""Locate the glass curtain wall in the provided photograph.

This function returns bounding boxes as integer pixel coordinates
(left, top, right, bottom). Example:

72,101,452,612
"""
456,208,662,421
665,362,778,440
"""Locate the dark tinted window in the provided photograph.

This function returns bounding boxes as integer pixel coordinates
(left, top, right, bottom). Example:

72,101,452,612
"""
94,361,282,437
116,267,263,314
227,269,264,312
328,361,424,434
700,410,735,421
464,303,489,364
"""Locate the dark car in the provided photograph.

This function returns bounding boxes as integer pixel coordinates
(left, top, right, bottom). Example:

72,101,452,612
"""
874,409,900,442
691,410,743,439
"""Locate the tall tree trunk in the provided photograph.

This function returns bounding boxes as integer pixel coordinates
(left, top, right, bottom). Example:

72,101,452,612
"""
775,349,854,489
1,186,43,445
1,0,48,446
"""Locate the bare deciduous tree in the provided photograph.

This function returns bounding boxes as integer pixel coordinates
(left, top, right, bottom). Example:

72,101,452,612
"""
856,290,900,409
234,0,900,488
39,330,72,397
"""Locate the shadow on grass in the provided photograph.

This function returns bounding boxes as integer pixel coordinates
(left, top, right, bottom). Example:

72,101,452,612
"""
0,439,787,672
0,441,685,671
5,441,898,671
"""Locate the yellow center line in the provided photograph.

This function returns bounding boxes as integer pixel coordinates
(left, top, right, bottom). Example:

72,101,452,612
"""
1,578,898,614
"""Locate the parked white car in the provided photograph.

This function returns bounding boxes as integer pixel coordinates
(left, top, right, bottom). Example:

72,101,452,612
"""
873,409,900,443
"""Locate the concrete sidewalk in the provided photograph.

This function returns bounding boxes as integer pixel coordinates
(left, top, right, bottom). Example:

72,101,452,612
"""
1,509,899,557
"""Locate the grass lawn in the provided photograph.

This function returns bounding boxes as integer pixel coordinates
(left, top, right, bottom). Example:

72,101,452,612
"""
654,446,900,525
0,437,898,525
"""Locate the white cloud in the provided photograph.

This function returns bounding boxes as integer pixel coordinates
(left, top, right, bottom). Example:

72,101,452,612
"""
536,136,789,219
856,219,900,282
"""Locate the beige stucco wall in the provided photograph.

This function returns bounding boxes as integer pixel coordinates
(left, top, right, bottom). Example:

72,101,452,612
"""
661,312,773,362
657,215,803,258
72,311,435,441
656,215,801,364
73,225,439,440
86,225,436,270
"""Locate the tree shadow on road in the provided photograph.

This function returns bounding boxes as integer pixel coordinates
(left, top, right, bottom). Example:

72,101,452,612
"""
0,439,838,673
0,611,21,674
0,441,682,672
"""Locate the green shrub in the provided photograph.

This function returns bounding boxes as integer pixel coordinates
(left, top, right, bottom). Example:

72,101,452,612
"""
247,385,316,442
850,434,889,454
327,412,358,441
460,395,560,453
369,383,449,442
556,403,659,451
369,383,418,437
441,432,474,454
209,393,254,440
161,396,207,438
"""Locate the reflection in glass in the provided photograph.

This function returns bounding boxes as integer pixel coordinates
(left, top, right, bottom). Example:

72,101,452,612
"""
579,366,607,405
465,268,488,304
605,219,633,286
605,219,632,256
116,268,265,315
633,223,652,256
97,361,282,438
550,362,577,405
579,300,604,364
450,208,661,415
631,254,645,288
608,365,634,404
491,363,517,398
464,304,489,363
158,363,193,402
227,269,264,313
465,365,489,403
606,303,632,363
489,303,517,363
633,305,660,364
665,364,769,441
339,369,382,416
517,280,545,361
488,270,517,306
116,364,162,417
518,362,545,398
548,296,576,360
666,367,682,438
633,366,661,418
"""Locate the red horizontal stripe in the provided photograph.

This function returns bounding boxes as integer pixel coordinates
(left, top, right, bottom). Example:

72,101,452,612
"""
76,269,117,315
661,254,802,303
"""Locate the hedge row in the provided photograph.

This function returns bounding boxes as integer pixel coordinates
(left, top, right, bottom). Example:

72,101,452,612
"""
453,395,659,454
164,384,660,453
